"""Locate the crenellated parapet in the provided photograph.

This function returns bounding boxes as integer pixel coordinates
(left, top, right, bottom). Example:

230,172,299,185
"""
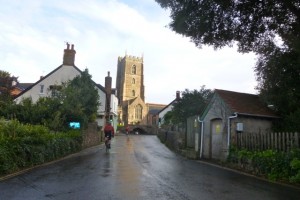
118,55,143,62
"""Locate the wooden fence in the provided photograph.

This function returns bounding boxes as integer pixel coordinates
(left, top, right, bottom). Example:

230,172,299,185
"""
236,132,300,151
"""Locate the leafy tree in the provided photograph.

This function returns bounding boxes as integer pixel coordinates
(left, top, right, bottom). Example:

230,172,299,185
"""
255,44,300,131
0,70,13,102
155,0,299,53
155,0,300,131
0,70,10,78
0,69,100,131
162,110,175,125
60,69,100,128
171,86,213,124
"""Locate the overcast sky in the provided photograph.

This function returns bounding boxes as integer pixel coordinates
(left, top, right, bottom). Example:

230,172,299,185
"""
0,0,257,104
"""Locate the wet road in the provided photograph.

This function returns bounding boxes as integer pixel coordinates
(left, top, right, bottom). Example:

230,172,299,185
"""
1,134,300,200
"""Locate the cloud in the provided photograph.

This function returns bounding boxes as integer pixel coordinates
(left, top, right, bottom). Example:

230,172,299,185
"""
0,0,258,105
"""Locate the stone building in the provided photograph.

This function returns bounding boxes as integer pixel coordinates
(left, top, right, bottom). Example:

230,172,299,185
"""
116,55,148,125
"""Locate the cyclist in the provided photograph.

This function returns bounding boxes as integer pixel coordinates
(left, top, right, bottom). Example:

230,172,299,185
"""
125,125,130,136
104,121,114,149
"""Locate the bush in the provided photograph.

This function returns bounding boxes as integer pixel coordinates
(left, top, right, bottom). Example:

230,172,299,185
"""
228,147,300,183
290,158,300,183
0,120,82,176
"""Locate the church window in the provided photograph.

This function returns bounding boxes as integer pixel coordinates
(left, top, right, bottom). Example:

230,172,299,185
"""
131,65,136,74
132,78,135,84
135,104,142,120
132,90,135,96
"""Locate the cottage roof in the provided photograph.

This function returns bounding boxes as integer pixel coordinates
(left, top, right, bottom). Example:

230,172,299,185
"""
14,65,106,99
148,108,161,115
215,89,278,118
158,98,177,114
17,83,33,90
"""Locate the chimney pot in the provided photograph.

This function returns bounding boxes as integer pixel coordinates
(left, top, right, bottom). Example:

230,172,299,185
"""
63,43,76,66
176,91,180,99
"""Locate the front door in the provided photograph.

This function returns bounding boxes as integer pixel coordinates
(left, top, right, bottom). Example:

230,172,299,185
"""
211,119,223,160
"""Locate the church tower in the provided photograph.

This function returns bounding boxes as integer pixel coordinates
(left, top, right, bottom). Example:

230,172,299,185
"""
116,55,147,125
116,55,145,104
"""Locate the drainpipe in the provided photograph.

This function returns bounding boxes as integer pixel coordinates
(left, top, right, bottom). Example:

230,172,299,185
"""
197,116,204,159
227,112,238,149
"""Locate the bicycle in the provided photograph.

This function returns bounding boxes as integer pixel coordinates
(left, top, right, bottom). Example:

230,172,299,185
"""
105,136,111,153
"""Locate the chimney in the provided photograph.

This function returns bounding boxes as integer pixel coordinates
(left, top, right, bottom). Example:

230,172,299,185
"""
176,91,180,100
105,71,112,94
105,71,112,118
63,43,76,66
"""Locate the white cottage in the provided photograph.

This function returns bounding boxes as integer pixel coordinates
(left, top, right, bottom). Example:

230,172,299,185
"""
14,44,107,127
158,91,180,127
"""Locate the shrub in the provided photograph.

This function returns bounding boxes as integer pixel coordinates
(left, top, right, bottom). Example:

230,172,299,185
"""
228,147,300,183
290,158,300,183
0,120,82,176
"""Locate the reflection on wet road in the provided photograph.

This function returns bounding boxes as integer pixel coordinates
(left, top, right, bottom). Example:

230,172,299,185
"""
1,134,300,200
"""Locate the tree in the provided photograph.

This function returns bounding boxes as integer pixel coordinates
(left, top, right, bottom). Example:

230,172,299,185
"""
171,86,213,124
155,0,299,53
60,69,100,128
0,69,100,131
155,0,300,131
255,44,300,131
0,70,10,78
0,70,12,102
162,110,175,125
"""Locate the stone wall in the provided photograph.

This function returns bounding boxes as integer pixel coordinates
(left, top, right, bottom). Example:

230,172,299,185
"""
82,123,102,148
157,128,199,159
157,128,186,153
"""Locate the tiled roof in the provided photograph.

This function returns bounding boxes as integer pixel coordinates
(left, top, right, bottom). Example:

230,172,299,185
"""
158,98,177,114
215,89,278,118
17,83,33,90
148,109,161,115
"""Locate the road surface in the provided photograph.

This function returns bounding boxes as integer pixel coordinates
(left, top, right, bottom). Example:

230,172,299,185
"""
1,134,300,200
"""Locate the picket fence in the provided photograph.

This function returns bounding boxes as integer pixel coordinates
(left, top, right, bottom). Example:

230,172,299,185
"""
236,132,300,151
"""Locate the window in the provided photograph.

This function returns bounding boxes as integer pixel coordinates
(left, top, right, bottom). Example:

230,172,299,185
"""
131,65,136,74
132,90,135,97
132,78,135,84
50,85,62,98
40,85,44,94
135,104,142,120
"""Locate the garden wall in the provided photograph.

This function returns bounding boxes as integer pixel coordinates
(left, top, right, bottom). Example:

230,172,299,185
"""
82,123,102,148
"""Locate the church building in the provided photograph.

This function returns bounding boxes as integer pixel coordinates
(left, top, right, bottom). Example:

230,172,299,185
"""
116,55,148,125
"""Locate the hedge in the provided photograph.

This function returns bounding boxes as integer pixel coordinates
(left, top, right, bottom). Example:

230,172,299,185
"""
227,146,300,183
0,119,82,176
